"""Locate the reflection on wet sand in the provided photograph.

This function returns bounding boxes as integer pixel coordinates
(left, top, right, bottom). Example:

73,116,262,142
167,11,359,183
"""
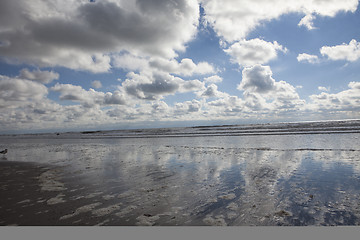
0,131,360,226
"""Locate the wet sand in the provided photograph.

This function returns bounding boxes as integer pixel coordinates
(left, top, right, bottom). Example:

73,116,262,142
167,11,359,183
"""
1,121,360,226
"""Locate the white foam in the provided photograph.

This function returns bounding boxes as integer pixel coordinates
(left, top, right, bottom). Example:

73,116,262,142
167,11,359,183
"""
96,219,110,226
226,202,239,211
136,214,160,226
85,192,103,199
47,193,66,205
227,211,238,219
92,203,123,217
115,205,137,217
203,215,227,226
60,202,102,220
102,194,115,200
206,197,218,203
219,193,236,200
17,199,31,204
38,170,66,191
117,190,135,199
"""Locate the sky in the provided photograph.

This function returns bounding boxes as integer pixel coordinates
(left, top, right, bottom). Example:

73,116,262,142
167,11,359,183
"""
0,0,360,134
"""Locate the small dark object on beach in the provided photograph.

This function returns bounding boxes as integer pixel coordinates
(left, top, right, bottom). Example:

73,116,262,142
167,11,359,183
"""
0,149,7,154
144,214,152,217
275,210,291,217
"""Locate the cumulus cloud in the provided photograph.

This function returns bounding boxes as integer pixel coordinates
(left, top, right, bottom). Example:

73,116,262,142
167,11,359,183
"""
225,39,287,66
0,75,48,108
238,65,276,93
149,58,215,76
207,95,244,114
201,84,219,98
121,71,205,100
91,80,102,89
182,79,205,92
201,0,358,42
122,72,180,100
104,91,126,105
297,53,320,64
318,86,330,92
310,81,360,111
204,75,223,83
320,39,360,62
112,53,149,71
238,65,305,110
200,84,227,98
18,68,59,84
51,83,126,107
152,101,169,113
298,14,317,30
0,0,199,72
174,100,202,115
113,53,215,77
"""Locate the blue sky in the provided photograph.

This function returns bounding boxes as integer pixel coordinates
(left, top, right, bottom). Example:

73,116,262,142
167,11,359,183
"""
0,0,360,133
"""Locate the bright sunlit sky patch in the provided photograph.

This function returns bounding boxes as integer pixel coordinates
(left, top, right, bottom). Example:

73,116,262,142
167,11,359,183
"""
0,0,360,133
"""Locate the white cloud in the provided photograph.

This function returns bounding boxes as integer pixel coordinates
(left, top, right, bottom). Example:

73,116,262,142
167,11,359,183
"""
310,81,360,112
0,75,48,108
113,54,215,77
121,71,205,100
174,100,202,115
238,65,305,111
122,72,180,101
320,39,360,62
207,95,244,114
297,53,320,64
18,68,59,84
152,101,169,113
298,14,317,30
91,80,102,89
181,79,205,93
238,65,276,93
201,0,358,42
0,0,200,72
149,58,215,76
112,54,149,72
200,84,227,98
318,86,330,92
204,75,223,83
103,91,126,105
225,39,287,66
51,83,126,107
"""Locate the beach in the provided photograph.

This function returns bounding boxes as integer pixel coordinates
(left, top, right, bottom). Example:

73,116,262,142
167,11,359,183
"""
1,120,360,226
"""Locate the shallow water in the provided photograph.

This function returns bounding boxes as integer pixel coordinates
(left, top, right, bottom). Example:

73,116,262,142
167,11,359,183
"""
0,121,360,226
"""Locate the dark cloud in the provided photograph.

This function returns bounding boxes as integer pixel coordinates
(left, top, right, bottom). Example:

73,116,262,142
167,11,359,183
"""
19,68,59,84
0,0,199,72
122,71,204,100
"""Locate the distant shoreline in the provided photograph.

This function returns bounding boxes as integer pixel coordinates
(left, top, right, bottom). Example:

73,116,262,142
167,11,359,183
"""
1,119,360,139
